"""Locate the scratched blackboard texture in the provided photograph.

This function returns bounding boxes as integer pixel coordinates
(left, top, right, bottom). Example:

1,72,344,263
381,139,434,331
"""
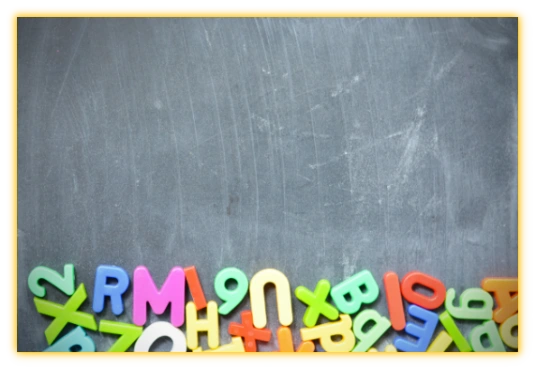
17,18,518,352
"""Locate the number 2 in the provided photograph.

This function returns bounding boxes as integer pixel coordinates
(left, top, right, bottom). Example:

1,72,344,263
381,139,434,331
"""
28,264,75,298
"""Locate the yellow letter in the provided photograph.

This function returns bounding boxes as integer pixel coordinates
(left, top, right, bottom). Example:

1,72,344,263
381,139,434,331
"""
192,337,245,352
300,314,355,352
250,269,293,328
186,301,219,350
427,331,453,352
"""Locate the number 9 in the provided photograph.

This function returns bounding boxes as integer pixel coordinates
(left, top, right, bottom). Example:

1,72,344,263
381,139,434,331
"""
214,267,248,315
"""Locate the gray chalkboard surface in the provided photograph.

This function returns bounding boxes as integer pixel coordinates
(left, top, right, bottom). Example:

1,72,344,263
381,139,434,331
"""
17,17,518,352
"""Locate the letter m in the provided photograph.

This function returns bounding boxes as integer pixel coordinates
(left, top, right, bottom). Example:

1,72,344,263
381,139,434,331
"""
133,266,185,327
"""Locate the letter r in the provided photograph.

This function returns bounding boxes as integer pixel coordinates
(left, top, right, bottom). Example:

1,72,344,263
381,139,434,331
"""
92,265,130,315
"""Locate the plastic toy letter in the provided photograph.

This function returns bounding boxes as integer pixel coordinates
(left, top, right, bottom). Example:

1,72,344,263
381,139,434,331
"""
383,271,406,331
184,266,207,310
214,267,249,315
277,326,315,352
499,314,518,349
352,309,391,352
401,271,446,310
186,301,219,350
228,310,271,352
482,278,518,323
438,311,472,352
99,320,143,352
300,314,355,352
427,331,453,352
34,283,97,344
469,320,506,352
132,266,185,327
330,270,379,315
295,279,339,327
92,265,130,315
44,326,95,352
368,344,397,352
192,337,245,352
250,268,293,328
28,264,75,298
394,305,439,352
134,321,187,352
445,288,493,320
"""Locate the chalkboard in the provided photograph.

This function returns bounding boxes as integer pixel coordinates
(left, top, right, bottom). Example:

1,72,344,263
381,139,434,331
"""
17,17,518,352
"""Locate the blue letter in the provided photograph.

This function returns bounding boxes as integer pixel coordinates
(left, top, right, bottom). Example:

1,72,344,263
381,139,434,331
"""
394,304,439,352
92,265,130,315
44,326,95,352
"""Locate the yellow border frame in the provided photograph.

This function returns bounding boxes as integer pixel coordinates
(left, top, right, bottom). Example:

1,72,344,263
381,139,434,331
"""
4,0,535,368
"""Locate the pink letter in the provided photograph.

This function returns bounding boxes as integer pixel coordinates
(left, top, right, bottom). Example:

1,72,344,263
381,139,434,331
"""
133,266,185,327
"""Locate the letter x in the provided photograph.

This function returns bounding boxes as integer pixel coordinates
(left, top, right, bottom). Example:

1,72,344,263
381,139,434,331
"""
228,310,271,352
295,279,339,327
34,283,97,344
